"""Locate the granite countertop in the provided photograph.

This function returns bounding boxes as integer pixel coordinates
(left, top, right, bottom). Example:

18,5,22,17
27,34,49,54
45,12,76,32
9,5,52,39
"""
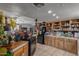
45,35,78,40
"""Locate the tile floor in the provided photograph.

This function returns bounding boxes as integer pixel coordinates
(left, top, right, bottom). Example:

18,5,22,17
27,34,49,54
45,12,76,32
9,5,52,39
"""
33,43,77,56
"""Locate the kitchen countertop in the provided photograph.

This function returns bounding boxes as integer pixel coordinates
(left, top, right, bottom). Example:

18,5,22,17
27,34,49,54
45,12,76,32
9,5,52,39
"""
45,35,78,40
10,41,28,53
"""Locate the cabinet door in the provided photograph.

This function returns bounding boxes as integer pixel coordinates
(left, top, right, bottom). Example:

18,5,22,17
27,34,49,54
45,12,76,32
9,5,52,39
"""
64,39,77,54
44,36,48,45
51,37,55,47
58,38,64,49
64,39,72,51
54,38,59,48
23,45,28,56
13,48,23,56
64,39,68,51
48,37,52,46
70,40,77,54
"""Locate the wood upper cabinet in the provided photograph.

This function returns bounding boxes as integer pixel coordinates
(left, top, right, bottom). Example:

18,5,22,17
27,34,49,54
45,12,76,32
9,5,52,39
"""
64,39,77,54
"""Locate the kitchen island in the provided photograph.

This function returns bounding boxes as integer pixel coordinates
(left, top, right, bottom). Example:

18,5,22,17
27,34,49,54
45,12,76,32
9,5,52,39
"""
0,41,28,56
44,35,78,55
10,41,28,56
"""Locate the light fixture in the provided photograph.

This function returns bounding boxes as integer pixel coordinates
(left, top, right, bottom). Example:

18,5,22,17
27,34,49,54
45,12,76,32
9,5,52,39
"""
57,4,65,7
48,10,52,14
33,3,45,8
56,16,59,19
52,13,56,16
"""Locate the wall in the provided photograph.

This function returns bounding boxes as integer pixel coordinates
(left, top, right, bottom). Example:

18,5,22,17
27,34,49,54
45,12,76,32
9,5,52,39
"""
16,16,35,28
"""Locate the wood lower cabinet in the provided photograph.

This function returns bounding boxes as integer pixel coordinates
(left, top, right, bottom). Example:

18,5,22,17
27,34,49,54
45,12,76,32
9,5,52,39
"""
54,37,64,49
47,37,52,46
58,38,64,49
45,36,53,46
12,42,28,56
23,45,28,56
54,38,59,48
64,39,77,54
51,37,55,47
44,36,77,54
13,48,24,56
44,36,48,45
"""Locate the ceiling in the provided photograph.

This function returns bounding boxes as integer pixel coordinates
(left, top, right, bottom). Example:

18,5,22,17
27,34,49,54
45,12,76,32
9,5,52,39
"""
0,3,79,23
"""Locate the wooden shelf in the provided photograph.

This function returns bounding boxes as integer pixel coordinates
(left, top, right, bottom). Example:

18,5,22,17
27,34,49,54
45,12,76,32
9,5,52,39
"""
70,19,79,24
53,24,60,26
61,25,70,27
45,19,79,32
